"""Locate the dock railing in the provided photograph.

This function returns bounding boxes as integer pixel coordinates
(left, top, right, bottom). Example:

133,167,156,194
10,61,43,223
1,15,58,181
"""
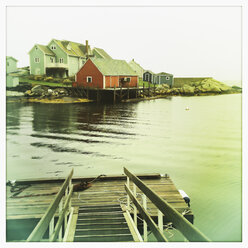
124,167,210,242
27,169,74,242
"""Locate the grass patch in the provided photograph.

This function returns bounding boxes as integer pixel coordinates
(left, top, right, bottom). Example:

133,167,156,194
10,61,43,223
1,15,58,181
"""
19,77,71,88
138,78,157,88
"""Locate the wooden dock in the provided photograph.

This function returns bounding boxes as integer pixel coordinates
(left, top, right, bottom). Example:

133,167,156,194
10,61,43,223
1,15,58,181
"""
6,171,195,242
67,84,157,103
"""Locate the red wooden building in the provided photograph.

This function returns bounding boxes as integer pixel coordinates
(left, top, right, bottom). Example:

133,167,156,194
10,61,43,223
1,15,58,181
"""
75,58,139,89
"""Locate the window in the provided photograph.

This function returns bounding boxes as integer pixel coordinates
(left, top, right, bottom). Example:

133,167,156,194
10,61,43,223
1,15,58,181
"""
126,77,131,82
87,76,92,83
34,58,40,63
35,47,38,51
50,57,54,63
59,58,64,63
51,45,56,50
166,76,170,80
146,74,149,81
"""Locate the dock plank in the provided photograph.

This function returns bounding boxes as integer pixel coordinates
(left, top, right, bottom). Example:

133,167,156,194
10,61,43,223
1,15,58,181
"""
6,175,193,223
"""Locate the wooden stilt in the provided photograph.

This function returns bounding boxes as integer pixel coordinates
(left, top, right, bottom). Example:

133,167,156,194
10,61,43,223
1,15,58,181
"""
113,86,116,103
120,86,123,100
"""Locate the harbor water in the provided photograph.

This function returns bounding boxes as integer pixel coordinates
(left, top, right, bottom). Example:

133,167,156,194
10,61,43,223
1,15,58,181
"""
6,94,242,241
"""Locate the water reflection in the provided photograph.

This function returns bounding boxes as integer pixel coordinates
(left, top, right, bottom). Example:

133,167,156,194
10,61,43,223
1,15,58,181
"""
6,102,22,130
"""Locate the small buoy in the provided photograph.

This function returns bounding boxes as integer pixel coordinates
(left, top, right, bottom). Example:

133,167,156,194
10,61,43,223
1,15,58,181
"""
179,189,190,207
185,107,190,111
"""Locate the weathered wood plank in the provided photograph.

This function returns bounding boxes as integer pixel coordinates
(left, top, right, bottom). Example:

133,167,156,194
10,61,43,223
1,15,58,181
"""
7,173,193,228
15,173,161,185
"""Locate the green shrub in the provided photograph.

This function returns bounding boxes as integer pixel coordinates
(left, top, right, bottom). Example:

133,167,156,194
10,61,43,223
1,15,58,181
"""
44,76,54,82
53,78,63,83
63,79,72,83
28,75,35,80
34,75,44,81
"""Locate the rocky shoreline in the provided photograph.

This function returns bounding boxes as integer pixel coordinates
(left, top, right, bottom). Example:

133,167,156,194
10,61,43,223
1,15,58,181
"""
7,78,241,103
154,78,241,96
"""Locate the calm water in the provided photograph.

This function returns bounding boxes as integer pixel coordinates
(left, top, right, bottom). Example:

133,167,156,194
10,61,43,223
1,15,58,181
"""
6,94,242,242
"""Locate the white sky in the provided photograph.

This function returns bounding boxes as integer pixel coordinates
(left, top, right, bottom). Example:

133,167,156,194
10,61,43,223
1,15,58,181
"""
6,6,241,82
6,6,242,82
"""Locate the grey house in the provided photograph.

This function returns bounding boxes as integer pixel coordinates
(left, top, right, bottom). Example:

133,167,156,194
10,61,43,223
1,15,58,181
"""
143,70,156,84
6,56,19,87
154,72,174,87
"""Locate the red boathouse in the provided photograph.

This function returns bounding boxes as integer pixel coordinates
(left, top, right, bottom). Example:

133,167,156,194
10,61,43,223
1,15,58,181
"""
75,58,139,89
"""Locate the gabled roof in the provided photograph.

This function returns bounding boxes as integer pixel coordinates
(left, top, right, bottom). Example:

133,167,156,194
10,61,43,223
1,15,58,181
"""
54,39,89,57
157,72,173,76
37,45,55,56
90,58,138,76
6,56,18,62
129,59,144,70
93,48,112,59
144,70,155,75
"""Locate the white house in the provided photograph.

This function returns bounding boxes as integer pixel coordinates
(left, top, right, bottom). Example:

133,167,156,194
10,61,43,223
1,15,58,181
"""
6,56,19,87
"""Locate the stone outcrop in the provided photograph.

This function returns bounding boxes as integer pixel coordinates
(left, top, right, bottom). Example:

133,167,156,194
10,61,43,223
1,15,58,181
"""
24,85,69,98
154,78,240,96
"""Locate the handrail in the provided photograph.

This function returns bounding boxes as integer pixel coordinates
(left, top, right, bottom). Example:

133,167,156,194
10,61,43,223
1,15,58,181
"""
27,169,74,242
125,184,168,242
124,167,210,242
49,185,73,241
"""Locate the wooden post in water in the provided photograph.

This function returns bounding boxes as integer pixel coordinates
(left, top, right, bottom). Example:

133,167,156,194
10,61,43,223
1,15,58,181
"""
113,86,116,104
97,87,100,103
127,85,130,100
154,83,156,95
148,83,150,97
120,85,123,100
143,83,145,98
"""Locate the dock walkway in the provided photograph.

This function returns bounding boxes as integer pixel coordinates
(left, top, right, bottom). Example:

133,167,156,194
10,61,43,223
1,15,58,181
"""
6,171,196,242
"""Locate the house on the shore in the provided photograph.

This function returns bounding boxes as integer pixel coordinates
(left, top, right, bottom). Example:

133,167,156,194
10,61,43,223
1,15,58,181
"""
28,39,112,78
75,58,138,89
6,56,19,87
143,70,156,84
154,72,174,87
128,59,145,78
143,70,174,87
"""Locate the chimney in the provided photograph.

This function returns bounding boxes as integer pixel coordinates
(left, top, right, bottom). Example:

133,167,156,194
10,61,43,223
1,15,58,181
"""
86,40,89,58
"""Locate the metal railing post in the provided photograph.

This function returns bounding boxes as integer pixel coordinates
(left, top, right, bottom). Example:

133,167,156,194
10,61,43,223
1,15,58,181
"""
127,177,130,209
142,194,148,242
158,210,163,232
58,201,63,241
49,217,54,239
64,186,68,231
133,184,137,226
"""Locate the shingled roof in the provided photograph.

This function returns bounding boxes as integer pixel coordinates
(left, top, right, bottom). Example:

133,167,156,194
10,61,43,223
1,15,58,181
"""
54,39,89,57
90,58,138,76
36,45,55,56
53,39,112,59
93,48,112,59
